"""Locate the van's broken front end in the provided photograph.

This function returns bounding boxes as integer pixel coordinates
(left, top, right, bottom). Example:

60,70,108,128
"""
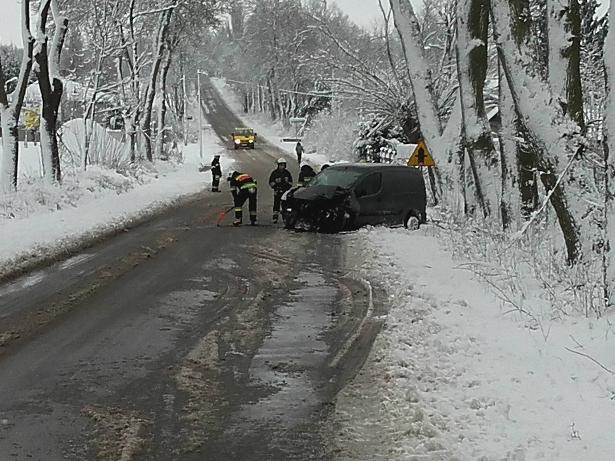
282,186,355,233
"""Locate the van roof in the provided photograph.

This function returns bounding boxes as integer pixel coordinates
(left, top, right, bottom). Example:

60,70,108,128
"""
328,163,418,173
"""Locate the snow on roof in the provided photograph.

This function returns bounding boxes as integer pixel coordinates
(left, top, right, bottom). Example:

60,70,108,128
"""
11,80,116,107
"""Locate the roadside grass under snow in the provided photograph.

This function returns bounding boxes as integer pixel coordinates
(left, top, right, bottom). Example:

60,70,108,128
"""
334,224,615,460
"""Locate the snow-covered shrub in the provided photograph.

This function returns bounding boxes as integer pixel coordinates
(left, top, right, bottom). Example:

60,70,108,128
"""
59,119,130,171
0,165,159,221
302,110,359,163
439,212,605,321
353,117,407,163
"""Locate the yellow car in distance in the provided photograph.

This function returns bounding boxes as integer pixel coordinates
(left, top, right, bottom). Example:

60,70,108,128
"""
231,127,257,150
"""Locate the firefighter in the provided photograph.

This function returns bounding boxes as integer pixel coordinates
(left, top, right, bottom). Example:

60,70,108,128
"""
211,154,222,192
228,171,258,226
269,158,293,223
295,141,304,164
298,164,316,187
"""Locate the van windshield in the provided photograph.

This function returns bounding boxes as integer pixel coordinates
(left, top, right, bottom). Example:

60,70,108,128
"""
310,168,363,189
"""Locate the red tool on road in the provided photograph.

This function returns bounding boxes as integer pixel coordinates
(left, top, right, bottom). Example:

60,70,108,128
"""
216,206,235,226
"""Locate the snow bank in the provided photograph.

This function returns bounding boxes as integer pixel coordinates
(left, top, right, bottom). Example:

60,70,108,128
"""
335,226,615,460
0,133,231,279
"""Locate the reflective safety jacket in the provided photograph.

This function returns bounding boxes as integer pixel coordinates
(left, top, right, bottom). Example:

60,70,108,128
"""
230,173,257,193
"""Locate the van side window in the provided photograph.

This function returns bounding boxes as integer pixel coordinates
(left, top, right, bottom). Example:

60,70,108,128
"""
356,173,382,197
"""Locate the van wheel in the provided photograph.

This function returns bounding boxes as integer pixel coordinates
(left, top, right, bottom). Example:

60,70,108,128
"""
405,213,420,230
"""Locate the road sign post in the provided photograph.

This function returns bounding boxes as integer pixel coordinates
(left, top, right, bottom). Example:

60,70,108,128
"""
197,70,203,159
182,74,188,146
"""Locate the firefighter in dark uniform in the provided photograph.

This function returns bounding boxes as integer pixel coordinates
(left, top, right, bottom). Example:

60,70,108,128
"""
298,164,316,187
211,154,222,192
269,158,293,223
228,171,258,226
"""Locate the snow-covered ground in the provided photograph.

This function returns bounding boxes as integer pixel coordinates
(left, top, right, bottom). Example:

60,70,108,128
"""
212,76,615,459
0,130,230,279
210,78,332,167
334,226,615,460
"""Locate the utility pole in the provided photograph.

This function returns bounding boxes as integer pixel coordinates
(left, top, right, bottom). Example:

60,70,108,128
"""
182,73,188,146
197,70,203,159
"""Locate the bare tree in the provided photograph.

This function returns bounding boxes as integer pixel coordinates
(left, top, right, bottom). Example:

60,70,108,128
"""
34,0,69,182
140,6,174,162
491,0,587,263
547,0,584,128
604,3,615,302
455,0,498,218
0,0,35,192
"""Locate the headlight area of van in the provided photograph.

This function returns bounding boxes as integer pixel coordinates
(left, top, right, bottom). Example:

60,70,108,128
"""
282,188,355,233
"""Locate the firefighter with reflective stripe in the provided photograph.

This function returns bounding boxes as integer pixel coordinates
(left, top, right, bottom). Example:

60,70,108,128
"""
269,158,293,223
211,154,222,192
228,171,258,226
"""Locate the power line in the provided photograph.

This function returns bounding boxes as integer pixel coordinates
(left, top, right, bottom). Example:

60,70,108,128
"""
222,77,353,100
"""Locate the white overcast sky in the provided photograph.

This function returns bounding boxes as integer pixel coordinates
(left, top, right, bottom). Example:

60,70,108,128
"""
0,0,610,45
0,0,383,45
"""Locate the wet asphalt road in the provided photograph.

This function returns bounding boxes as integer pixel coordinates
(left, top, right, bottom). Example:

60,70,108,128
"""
0,80,383,460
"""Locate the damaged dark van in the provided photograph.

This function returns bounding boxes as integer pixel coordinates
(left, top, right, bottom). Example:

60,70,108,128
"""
281,164,427,233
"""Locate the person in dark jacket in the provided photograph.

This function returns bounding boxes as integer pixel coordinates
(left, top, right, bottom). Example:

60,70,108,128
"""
228,171,258,226
295,141,304,164
298,164,316,187
269,158,293,223
211,154,222,192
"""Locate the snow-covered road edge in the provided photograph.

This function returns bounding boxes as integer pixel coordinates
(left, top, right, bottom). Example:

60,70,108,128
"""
332,226,615,460
1,139,232,282
1,187,202,282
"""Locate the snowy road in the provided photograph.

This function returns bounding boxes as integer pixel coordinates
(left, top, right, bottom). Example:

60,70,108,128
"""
0,81,383,460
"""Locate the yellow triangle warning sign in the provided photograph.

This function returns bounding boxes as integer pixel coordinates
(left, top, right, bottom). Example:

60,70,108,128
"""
407,141,435,167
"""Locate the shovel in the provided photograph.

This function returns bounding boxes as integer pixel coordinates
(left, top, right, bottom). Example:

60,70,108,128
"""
216,206,235,226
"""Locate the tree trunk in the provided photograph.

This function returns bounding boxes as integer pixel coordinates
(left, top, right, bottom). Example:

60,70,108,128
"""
603,1,615,304
155,46,173,160
456,0,498,218
34,0,68,183
141,9,173,162
498,63,514,229
0,110,19,192
267,73,277,120
491,0,586,263
0,0,34,192
389,0,443,150
547,0,585,129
